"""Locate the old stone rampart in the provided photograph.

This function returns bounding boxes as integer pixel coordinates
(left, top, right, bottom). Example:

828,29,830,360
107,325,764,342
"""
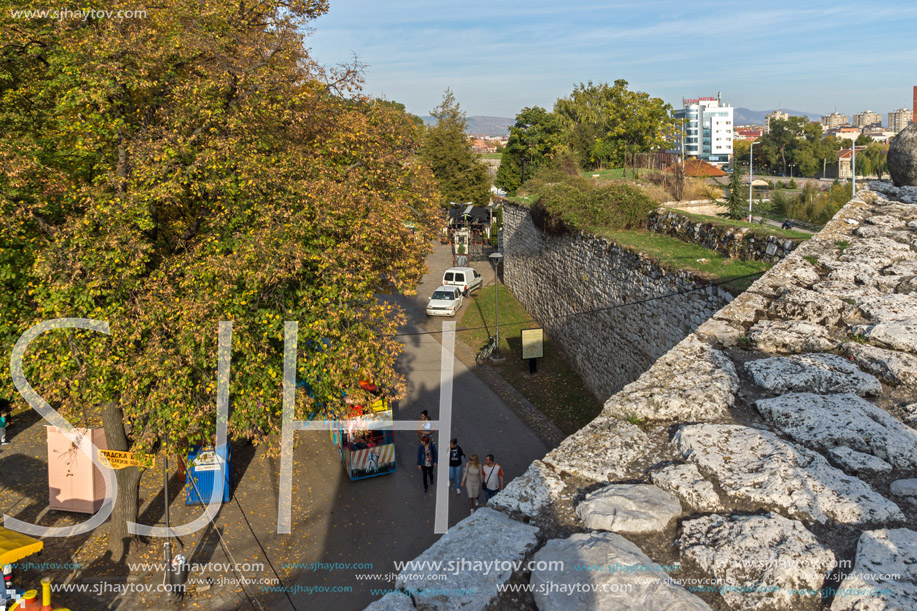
648,209,801,262
368,182,917,611
500,202,733,400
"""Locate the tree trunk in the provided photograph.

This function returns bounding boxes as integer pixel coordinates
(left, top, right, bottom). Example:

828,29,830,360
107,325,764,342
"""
102,402,141,561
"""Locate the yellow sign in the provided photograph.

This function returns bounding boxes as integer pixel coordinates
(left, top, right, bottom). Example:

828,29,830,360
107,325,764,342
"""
521,328,544,359
98,449,155,469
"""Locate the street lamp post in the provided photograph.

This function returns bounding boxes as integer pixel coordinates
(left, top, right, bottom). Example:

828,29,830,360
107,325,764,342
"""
852,144,856,197
748,141,758,222
489,252,504,362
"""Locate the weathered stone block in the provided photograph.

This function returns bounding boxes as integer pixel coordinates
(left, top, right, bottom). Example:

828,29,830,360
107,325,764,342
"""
531,532,710,611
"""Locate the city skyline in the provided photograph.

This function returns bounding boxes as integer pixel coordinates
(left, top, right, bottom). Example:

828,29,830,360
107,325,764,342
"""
306,0,917,120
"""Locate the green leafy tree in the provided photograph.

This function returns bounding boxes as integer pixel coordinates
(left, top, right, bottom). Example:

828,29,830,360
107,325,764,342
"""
723,164,748,220
495,106,566,194
857,142,889,179
419,90,490,206
0,0,438,557
554,80,675,170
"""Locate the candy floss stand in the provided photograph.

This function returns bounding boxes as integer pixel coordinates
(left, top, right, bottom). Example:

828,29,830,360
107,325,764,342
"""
45,427,108,514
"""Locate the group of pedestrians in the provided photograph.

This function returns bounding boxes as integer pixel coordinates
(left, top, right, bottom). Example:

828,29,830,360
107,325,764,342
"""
416,423,503,511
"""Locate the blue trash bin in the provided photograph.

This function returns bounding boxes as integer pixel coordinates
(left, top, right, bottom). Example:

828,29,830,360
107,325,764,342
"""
185,444,232,505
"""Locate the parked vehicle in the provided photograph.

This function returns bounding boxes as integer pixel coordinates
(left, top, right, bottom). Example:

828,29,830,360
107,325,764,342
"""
442,267,483,296
426,285,463,317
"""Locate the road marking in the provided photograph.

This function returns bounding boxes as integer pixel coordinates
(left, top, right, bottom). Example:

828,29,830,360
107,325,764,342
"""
434,321,456,534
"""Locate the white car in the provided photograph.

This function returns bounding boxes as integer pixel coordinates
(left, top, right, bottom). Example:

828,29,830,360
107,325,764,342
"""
426,285,463,317
442,267,483,296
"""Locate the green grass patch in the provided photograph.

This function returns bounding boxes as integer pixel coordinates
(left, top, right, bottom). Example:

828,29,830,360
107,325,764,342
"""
580,168,639,180
460,284,602,434
675,211,812,240
601,229,770,292
506,194,537,205
478,152,503,160
835,240,849,252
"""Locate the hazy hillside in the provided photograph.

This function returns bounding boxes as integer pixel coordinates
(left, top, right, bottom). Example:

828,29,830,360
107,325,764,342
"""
734,108,822,125
421,115,513,136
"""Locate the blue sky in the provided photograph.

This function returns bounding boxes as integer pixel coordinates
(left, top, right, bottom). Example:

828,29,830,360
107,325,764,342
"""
306,1,917,121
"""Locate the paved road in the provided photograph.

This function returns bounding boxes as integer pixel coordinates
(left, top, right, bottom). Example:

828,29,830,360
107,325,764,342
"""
279,242,548,610
2,242,547,611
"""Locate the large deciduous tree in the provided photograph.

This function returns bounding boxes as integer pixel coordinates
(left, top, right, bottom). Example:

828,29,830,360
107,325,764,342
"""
495,106,566,194
554,80,675,170
0,0,438,558
419,90,490,207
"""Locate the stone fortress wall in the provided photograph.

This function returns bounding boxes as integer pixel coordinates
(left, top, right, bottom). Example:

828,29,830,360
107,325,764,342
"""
500,202,734,401
647,209,801,262
368,180,917,611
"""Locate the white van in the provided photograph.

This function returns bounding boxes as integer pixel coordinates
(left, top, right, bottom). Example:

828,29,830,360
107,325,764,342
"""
442,267,483,296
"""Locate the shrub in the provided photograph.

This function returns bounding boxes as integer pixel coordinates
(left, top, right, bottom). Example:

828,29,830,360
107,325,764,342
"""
783,183,850,225
531,176,656,235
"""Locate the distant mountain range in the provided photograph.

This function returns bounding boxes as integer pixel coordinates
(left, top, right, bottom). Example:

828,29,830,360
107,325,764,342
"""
421,115,513,137
733,108,822,125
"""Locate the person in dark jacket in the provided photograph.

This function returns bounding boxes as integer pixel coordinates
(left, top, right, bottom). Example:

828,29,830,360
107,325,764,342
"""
416,435,437,492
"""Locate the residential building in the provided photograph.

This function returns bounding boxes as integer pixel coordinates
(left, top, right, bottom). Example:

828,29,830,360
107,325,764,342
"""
764,111,788,133
889,108,913,133
821,112,848,129
852,111,882,128
837,146,867,179
825,126,861,142
673,94,733,164
861,127,896,143
734,126,763,142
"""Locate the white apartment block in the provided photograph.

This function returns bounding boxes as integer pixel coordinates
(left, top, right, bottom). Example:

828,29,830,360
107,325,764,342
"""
673,94,733,164
853,110,882,128
821,112,849,129
889,108,913,133
764,110,788,134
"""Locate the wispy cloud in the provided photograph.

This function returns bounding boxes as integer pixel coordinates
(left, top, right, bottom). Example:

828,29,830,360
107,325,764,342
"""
307,0,917,117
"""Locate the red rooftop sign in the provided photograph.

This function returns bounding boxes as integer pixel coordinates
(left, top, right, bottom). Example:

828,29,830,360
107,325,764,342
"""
683,97,717,104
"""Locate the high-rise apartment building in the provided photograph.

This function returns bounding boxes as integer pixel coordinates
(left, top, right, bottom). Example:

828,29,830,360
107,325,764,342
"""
673,94,733,164
820,112,849,129
764,110,788,134
889,108,913,133
852,111,882,128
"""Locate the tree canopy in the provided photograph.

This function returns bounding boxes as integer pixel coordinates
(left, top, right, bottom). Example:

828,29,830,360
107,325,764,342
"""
419,90,490,206
495,106,566,194
0,0,438,553
554,80,675,170
736,117,839,177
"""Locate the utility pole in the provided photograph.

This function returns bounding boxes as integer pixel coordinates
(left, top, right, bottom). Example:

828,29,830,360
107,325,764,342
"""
748,140,758,222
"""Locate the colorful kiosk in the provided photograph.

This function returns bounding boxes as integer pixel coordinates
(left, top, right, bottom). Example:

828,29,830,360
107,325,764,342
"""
335,383,396,480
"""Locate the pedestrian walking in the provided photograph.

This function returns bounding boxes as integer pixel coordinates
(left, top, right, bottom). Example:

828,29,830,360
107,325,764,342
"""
417,410,433,441
462,454,483,511
448,439,465,495
0,399,11,446
416,435,437,493
481,454,503,501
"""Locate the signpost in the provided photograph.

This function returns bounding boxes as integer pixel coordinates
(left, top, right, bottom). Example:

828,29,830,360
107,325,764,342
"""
97,449,155,470
521,328,544,374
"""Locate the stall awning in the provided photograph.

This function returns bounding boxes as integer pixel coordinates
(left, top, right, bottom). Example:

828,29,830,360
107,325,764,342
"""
0,526,43,566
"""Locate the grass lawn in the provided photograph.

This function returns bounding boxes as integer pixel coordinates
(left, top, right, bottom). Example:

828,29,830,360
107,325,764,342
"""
478,152,503,160
602,229,771,292
675,211,813,239
506,194,537,205
580,168,633,180
459,285,603,435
